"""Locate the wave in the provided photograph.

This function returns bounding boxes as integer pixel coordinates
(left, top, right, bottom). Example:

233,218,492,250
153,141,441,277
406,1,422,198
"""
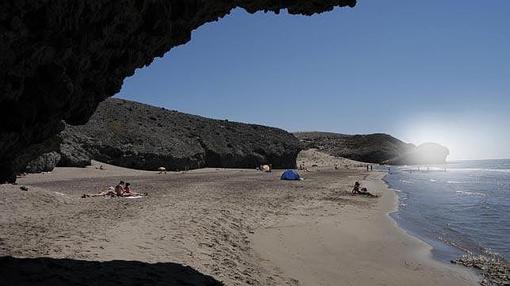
386,166,510,262
455,190,487,197
448,168,510,173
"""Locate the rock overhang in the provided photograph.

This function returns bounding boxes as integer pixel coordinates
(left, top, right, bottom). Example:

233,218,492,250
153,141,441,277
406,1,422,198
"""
0,0,356,182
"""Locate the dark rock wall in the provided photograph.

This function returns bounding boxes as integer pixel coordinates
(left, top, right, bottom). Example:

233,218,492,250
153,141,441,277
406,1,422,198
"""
8,135,63,180
0,0,356,182
46,98,301,171
24,152,61,173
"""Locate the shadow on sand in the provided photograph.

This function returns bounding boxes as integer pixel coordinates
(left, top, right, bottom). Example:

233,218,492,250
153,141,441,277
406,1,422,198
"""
0,256,223,286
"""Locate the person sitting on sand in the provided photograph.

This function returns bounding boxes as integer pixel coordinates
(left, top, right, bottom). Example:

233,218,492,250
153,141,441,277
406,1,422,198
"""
121,182,147,197
352,181,378,197
114,181,125,196
352,181,361,194
123,182,133,195
82,182,147,198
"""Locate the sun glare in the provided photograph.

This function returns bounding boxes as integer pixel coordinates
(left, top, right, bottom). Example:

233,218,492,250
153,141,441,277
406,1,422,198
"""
400,120,479,161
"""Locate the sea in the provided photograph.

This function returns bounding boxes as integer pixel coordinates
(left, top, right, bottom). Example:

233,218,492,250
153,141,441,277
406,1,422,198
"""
383,159,510,262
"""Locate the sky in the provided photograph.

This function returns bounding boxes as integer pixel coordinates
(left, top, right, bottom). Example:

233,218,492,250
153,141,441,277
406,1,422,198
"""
117,0,510,161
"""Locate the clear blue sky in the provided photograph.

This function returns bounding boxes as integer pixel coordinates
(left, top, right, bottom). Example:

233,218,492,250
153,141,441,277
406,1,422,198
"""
118,0,510,160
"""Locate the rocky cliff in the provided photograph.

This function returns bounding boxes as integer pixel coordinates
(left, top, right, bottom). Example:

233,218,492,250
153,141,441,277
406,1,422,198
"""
384,142,450,165
27,98,301,172
0,0,356,182
295,132,449,165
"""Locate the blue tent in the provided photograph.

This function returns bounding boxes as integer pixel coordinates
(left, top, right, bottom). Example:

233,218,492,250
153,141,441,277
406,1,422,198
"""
280,169,301,181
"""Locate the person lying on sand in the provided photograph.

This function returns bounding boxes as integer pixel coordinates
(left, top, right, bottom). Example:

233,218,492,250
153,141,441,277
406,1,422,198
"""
82,181,147,198
82,181,125,198
121,182,147,197
81,186,116,198
351,181,378,197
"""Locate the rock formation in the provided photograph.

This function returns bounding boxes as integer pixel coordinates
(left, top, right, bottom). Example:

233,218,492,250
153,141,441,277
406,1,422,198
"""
0,1,356,182
295,132,449,165
28,98,301,172
385,142,450,165
24,152,61,173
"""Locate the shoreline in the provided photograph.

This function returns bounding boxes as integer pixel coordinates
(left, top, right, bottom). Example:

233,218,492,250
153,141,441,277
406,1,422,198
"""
382,174,465,263
383,168,510,286
251,171,480,286
0,159,480,285
381,173,463,262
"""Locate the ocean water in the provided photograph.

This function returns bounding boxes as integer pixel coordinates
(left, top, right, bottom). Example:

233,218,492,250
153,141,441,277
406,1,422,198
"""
384,159,510,262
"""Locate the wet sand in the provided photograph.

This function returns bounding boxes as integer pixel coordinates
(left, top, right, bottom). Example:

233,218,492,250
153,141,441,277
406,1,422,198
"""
0,154,479,285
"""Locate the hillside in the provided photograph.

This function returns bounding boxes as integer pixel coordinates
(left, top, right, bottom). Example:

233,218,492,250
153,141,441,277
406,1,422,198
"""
27,99,302,172
294,132,449,165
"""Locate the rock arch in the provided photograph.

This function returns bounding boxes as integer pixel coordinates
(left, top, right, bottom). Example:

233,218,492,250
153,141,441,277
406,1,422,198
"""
0,0,356,182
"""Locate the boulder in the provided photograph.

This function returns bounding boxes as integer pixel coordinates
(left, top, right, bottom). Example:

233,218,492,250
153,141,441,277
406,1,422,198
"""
24,152,61,173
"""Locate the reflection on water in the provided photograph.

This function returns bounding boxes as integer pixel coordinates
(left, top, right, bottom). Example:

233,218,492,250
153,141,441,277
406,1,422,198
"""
384,159,510,262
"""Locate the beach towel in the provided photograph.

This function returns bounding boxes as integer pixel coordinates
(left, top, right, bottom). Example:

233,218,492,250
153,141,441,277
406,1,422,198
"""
125,195,144,199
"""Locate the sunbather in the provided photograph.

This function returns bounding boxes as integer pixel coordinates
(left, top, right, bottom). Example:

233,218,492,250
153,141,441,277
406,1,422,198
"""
121,182,147,197
114,181,125,196
81,186,116,198
352,182,361,194
82,181,125,198
82,181,147,198
352,181,378,197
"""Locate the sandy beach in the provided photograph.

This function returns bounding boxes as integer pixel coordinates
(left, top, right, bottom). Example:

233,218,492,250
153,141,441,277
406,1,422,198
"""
0,152,479,285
